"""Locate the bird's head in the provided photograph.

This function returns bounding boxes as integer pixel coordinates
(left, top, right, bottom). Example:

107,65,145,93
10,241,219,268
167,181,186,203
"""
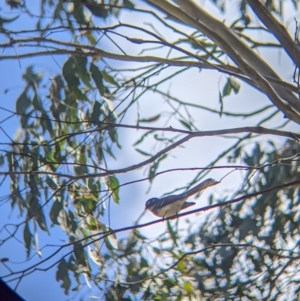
145,198,159,210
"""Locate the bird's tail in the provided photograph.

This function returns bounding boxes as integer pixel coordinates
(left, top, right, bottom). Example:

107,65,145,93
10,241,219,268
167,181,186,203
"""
184,178,219,198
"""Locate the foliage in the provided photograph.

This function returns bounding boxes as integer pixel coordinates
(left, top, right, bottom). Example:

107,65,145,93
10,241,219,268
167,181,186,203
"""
1,0,300,300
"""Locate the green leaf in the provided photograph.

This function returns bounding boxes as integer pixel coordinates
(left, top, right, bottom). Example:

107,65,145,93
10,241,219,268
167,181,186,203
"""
63,57,79,88
219,92,223,117
134,229,147,240
87,178,101,198
177,260,186,273
106,232,118,250
44,146,59,171
179,119,192,131
73,242,88,266
133,130,155,146
84,31,97,44
49,199,63,225
72,55,93,88
16,92,31,114
85,3,109,18
90,101,102,123
90,63,105,95
32,93,43,111
183,281,193,295
56,259,71,295
102,225,118,250
125,232,137,253
69,86,88,101
35,205,49,233
208,194,214,205
222,78,232,97
135,149,152,157
167,220,178,246
23,222,32,258
139,114,161,123
40,112,54,136
72,3,89,24
123,0,135,8
108,175,120,204
108,126,120,146
86,217,102,232
103,97,117,117
102,70,119,87
148,154,167,182
104,144,116,160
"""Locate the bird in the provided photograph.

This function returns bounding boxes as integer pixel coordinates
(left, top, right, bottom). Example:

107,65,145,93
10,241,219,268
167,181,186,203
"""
145,178,218,218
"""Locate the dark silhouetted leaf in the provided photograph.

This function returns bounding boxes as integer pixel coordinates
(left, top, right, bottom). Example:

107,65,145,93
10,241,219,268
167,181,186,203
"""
56,258,71,295
90,63,105,95
23,222,32,258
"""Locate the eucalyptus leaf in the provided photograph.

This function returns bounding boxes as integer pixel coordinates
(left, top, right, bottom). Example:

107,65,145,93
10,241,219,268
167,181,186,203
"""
23,222,32,258
108,175,120,204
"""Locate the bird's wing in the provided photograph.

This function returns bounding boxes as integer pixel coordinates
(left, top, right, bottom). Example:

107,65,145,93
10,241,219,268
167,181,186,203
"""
181,201,196,210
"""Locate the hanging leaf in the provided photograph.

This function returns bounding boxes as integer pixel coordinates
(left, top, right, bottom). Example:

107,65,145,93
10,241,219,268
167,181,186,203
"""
179,119,192,131
56,259,71,295
16,92,31,114
88,246,102,266
108,175,120,204
49,199,63,225
73,242,88,267
167,220,178,246
90,63,105,95
148,154,167,182
102,225,118,250
34,203,49,233
62,57,79,88
90,100,102,123
135,149,152,157
102,70,119,87
222,78,232,97
133,130,155,146
72,55,93,89
23,222,32,258
219,92,223,117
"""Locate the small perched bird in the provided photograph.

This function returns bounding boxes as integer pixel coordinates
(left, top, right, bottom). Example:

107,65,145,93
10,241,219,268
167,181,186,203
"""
145,178,218,218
